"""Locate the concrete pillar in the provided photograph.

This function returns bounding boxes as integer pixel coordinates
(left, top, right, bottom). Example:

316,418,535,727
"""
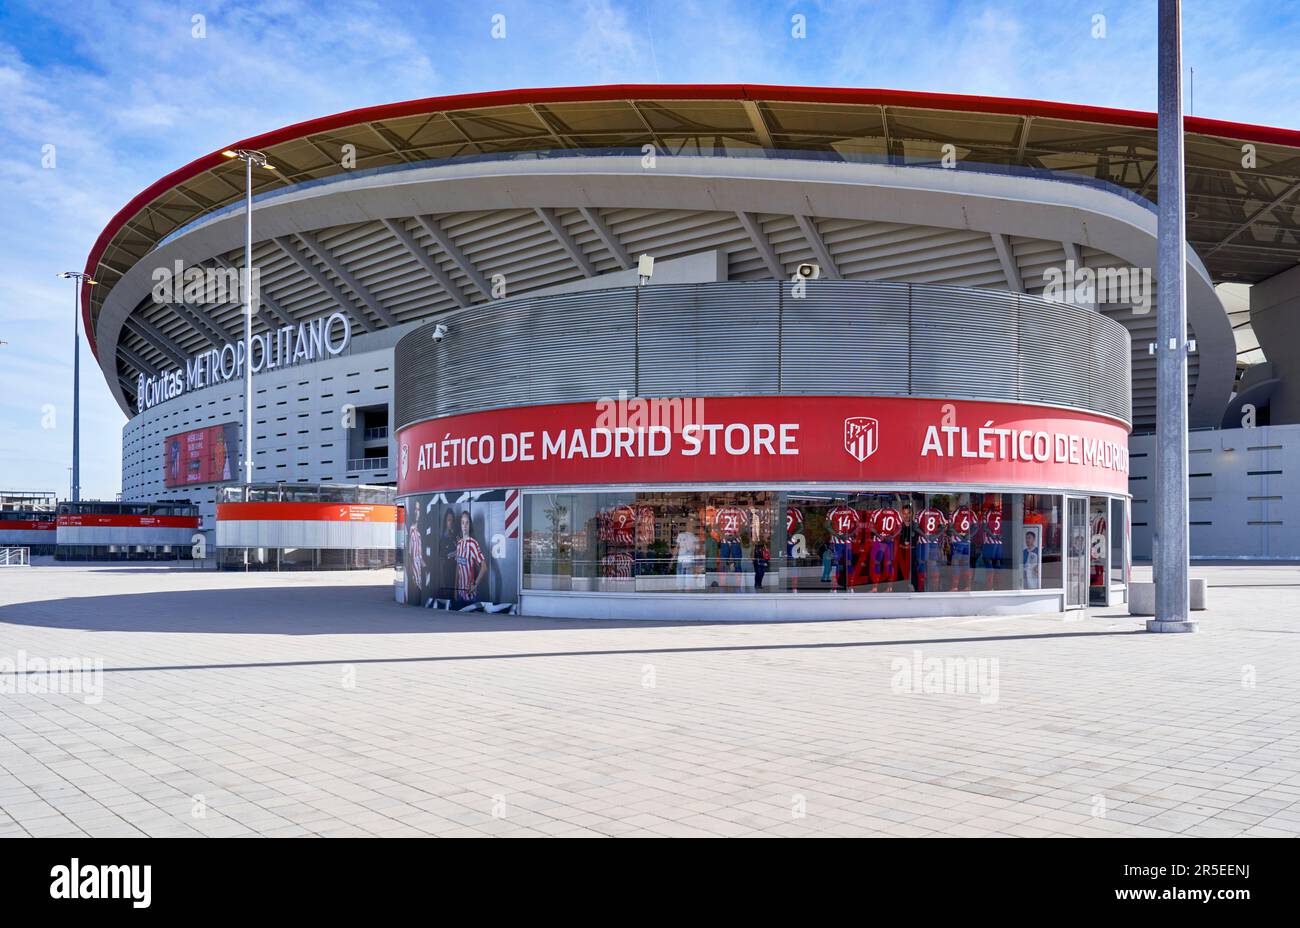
1250,263,1300,425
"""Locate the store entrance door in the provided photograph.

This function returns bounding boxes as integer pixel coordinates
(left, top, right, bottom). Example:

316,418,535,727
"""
1089,496,1111,606
1066,496,1088,609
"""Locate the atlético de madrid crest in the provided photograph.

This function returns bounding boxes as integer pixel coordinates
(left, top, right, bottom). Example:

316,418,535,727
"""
843,416,879,463
400,443,409,480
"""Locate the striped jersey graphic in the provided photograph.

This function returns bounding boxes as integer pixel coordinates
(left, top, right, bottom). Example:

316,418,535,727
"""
504,489,520,539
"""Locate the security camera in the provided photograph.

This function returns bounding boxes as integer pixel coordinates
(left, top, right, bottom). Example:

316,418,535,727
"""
795,262,820,280
432,323,449,342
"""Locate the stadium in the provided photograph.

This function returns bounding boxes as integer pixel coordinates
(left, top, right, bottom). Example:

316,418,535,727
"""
79,84,1300,619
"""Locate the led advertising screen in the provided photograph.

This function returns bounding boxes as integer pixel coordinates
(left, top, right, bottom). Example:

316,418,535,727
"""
163,423,239,488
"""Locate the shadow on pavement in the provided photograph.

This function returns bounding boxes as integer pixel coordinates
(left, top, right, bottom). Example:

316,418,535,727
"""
0,582,663,635
0,578,1150,685
0,579,1150,643
5,629,1148,675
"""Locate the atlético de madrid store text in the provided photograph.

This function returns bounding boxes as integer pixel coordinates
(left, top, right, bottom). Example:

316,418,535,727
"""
396,394,1131,621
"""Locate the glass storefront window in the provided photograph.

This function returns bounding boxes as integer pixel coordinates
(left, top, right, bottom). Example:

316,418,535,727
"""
1089,496,1110,605
1022,493,1063,591
1110,497,1127,585
520,489,1072,595
521,491,777,593
777,491,1061,594
1066,497,1088,607
521,492,576,591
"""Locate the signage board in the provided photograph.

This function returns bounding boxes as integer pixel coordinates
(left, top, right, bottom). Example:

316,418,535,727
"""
396,396,1131,497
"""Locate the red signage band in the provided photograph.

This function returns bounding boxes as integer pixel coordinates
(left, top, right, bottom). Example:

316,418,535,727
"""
396,396,1131,497
216,503,399,523
57,514,199,528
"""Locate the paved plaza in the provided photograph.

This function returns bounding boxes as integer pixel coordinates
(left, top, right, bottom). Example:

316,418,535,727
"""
1,561,1298,837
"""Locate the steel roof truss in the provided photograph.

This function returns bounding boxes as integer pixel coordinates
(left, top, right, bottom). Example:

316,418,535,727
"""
271,235,376,332
380,217,471,308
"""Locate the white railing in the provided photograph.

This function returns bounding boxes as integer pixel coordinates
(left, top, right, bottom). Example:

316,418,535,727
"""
0,547,30,567
347,457,389,471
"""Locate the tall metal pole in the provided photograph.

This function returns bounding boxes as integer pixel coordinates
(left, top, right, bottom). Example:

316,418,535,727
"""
72,279,81,502
60,271,92,499
242,155,254,486
1150,0,1195,632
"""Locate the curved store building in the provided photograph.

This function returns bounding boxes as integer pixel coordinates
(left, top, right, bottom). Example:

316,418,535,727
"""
394,281,1131,619
82,85,1300,617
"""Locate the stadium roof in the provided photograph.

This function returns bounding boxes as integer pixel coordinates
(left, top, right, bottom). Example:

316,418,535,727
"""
84,84,1300,368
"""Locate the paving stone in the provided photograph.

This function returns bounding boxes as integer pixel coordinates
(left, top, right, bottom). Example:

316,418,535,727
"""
1,562,1298,837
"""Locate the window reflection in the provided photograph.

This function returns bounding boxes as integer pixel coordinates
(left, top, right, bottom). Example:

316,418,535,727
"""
1110,497,1127,585
521,489,1070,595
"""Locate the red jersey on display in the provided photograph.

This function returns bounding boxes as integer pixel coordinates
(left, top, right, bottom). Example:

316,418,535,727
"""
606,505,636,545
601,551,635,578
950,507,978,539
871,507,903,540
827,506,861,541
634,506,656,547
917,507,947,539
786,506,804,534
713,505,746,539
983,508,1004,539
454,535,485,599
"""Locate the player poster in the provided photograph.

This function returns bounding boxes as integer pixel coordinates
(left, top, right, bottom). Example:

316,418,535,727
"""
163,422,238,488
403,490,518,611
1022,524,1043,590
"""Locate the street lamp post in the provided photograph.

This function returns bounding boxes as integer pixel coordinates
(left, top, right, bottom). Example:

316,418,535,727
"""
1151,0,1195,632
57,271,97,502
220,149,276,487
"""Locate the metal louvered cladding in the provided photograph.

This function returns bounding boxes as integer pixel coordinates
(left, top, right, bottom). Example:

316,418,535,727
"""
396,281,1131,430
1019,297,1131,421
910,285,1021,400
782,282,911,395
638,284,780,396
1086,310,1133,421
396,289,636,428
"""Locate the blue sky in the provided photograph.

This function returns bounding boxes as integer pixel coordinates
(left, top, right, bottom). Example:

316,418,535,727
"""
1,0,1297,499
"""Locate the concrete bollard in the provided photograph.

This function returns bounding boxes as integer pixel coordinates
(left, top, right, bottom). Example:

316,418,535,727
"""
1129,579,1207,616
1129,582,1155,616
